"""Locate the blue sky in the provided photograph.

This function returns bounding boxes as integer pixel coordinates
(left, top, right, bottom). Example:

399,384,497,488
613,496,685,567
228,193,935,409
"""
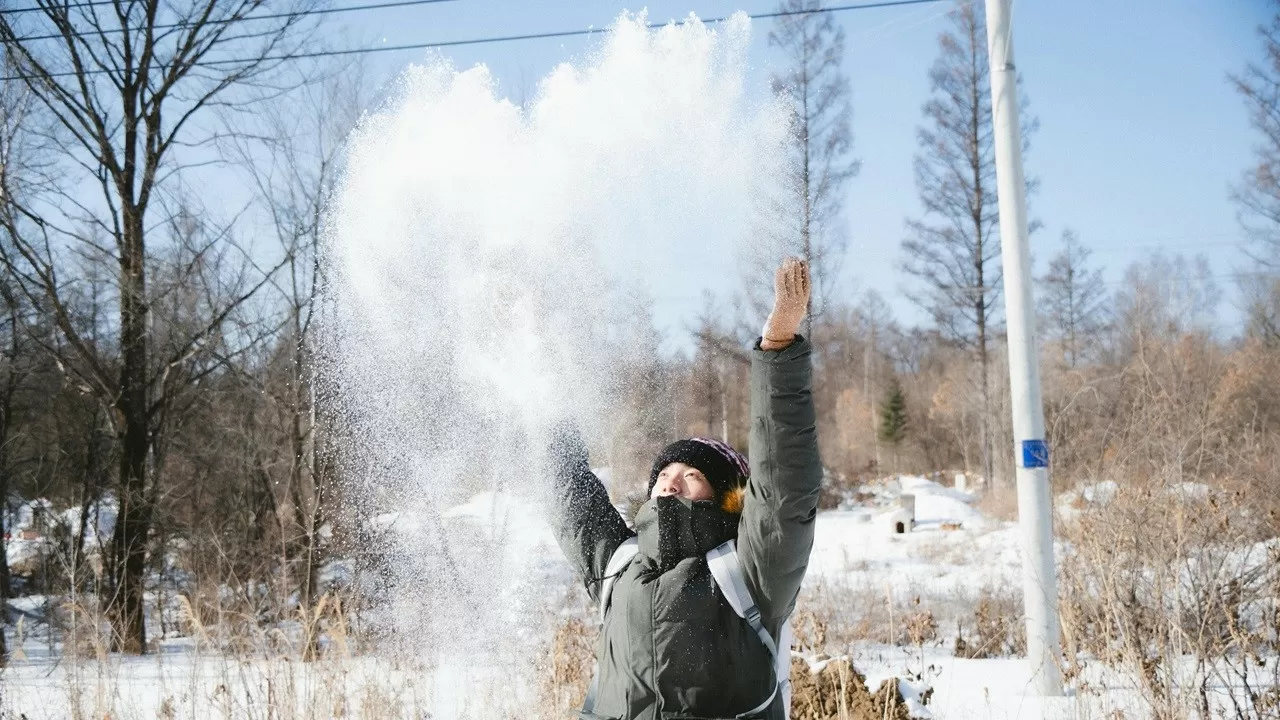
327,0,1273,342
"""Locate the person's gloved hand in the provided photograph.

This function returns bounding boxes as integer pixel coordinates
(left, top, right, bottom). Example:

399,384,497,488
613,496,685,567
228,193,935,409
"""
549,419,590,474
761,257,810,350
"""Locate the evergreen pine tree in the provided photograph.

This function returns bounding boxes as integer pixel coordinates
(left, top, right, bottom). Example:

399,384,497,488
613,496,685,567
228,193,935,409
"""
878,378,908,449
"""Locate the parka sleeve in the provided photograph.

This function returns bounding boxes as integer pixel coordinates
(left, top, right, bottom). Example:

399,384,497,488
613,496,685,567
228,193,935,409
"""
548,423,635,605
736,336,823,628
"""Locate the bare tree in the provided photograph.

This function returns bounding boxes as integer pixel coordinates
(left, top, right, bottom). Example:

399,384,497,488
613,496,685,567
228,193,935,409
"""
859,290,893,469
1233,2,1280,260
1239,271,1280,346
0,0,318,653
0,265,43,668
769,0,860,335
900,0,1035,488
690,325,727,439
1038,229,1107,368
0,53,37,668
223,62,372,658
1112,253,1219,355
1232,2,1280,344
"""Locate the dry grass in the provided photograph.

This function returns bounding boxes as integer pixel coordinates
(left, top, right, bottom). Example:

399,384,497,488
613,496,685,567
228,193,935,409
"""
974,486,1019,522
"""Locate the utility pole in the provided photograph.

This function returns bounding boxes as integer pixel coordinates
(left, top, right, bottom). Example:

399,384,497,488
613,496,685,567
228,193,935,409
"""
983,0,1063,697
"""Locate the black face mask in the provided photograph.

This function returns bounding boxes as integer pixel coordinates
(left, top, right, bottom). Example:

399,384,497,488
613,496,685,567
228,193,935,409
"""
634,494,738,572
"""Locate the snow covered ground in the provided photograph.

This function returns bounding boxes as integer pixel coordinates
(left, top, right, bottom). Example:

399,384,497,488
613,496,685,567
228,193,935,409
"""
0,475,1258,718
800,475,1092,719
809,475,1015,592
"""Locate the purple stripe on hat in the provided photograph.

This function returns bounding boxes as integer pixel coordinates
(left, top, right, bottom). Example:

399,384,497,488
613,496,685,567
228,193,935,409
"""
689,437,749,481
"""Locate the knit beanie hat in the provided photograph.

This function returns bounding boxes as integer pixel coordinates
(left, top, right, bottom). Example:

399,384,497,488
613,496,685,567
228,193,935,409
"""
648,437,750,513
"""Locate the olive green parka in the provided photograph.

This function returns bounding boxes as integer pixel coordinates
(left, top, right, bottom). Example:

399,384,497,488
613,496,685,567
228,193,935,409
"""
550,338,822,720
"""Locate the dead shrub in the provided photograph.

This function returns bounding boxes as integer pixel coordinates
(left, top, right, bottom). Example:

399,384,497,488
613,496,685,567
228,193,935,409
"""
902,607,937,648
1035,334,1280,718
789,656,911,720
1059,478,1280,720
954,586,1024,659
792,581,884,651
791,608,830,652
818,481,846,511
56,597,112,660
537,613,598,714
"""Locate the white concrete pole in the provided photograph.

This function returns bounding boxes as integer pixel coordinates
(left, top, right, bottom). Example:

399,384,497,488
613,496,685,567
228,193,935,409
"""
982,0,1063,696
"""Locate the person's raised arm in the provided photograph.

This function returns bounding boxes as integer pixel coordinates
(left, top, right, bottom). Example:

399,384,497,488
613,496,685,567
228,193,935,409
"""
738,258,823,627
548,422,634,604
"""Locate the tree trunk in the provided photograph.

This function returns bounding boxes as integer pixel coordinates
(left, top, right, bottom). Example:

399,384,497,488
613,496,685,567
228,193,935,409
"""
0,293,20,666
978,290,993,492
1066,270,1078,368
865,331,880,470
109,213,150,654
292,409,321,660
721,356,732,440
705,360,715,436
293,309,324,660
74,409,102,585
0,459,8,668
976,226,993,492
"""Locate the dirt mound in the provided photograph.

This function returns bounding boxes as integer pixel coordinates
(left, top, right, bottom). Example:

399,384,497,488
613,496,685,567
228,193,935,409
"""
789,656,912,720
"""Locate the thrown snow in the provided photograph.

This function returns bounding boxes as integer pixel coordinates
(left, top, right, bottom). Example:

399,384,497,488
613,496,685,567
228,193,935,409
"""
320,10,793,702
442,490,563,571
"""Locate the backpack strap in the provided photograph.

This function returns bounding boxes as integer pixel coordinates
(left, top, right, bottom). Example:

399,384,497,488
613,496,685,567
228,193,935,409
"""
707,540,792,720
777,619,794,713
598,536,639,623
582,536,640,714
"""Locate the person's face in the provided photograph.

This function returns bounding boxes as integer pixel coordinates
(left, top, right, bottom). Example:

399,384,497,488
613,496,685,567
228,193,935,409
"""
650,462,715,502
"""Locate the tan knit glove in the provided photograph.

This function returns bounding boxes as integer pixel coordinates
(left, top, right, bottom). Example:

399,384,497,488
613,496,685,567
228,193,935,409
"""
760,257,810,351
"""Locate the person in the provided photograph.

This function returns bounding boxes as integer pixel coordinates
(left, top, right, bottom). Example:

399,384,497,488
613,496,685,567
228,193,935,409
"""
550,258,822,720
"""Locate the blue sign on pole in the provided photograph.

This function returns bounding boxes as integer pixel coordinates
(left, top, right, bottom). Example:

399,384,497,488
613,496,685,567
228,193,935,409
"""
1019,439,1049,469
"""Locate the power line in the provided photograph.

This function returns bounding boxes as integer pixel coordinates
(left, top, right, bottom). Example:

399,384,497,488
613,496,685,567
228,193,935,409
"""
0,0,946,82
741,0,943,23
1099,271,1253,288
1084,230,1239,244
1,0,115,16
1087,238,1247,254
4,0,459,42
